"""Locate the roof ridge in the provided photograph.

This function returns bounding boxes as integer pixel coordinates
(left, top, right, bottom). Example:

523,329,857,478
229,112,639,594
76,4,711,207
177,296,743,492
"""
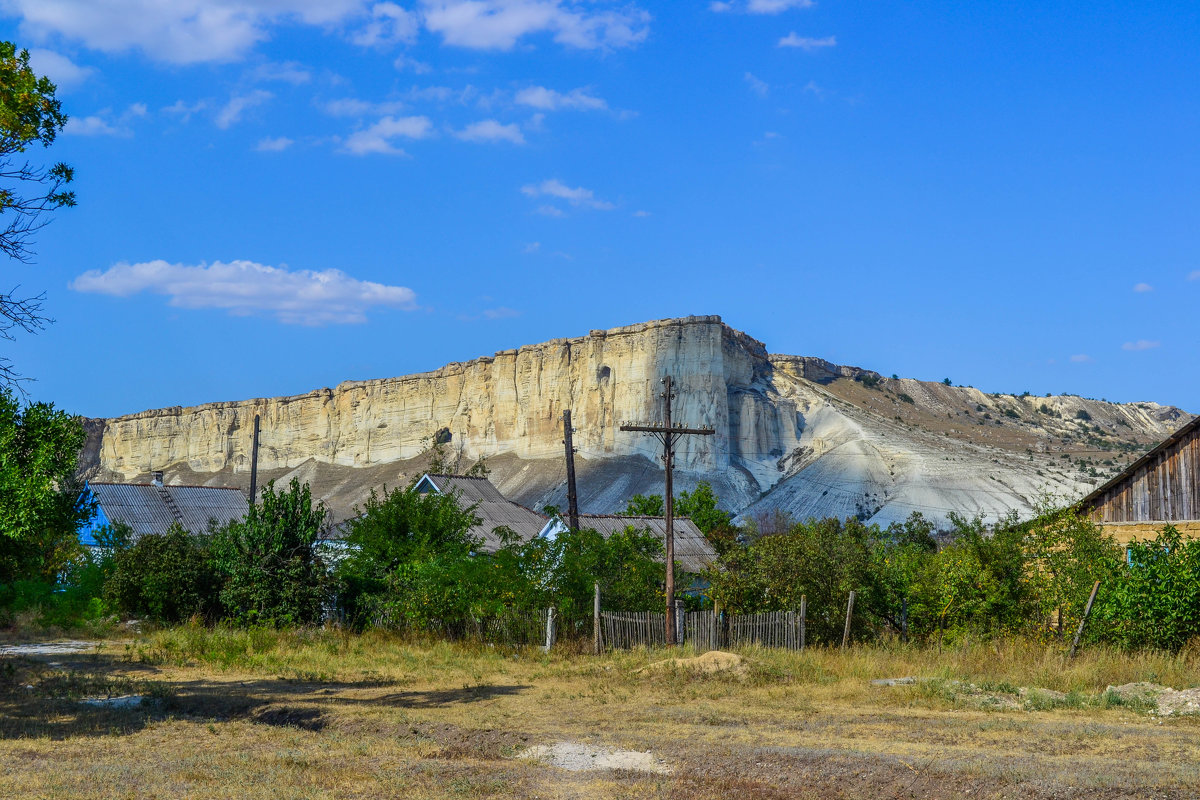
89,482,244,491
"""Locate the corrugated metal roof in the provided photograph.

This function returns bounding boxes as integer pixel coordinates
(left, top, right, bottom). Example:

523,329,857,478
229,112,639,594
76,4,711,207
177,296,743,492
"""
423,474,509,503
576,514,716,572
88,482,248,539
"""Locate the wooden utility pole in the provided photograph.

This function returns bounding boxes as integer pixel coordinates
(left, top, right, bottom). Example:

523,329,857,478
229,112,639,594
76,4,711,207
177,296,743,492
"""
248,414,261,504
562,409,580,532
620,375,714,645
1069,581,1101,659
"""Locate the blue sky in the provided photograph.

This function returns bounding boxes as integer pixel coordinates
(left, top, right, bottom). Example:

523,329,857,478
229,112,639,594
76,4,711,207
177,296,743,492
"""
1,1,1197,419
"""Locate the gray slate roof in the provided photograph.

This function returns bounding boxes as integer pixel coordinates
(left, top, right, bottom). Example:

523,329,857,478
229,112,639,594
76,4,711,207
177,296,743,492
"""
418,474,549,552
576,514,716,572
89,482,248,539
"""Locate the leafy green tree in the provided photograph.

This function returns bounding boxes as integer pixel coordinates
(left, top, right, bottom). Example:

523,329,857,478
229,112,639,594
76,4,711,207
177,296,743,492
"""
105,524,220,623
211,478,329,626
337,483,480,623
0,386,92,583
622,493,664,517
0,42,76,387
1021,504,1121,635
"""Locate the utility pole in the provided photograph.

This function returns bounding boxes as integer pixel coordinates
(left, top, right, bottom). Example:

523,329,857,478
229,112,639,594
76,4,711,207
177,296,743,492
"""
620,376,714,645
249,414,261,504
562,409,580,532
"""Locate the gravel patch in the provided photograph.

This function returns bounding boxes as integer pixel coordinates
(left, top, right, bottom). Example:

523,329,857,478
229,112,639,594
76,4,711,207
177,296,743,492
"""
0,641,98,657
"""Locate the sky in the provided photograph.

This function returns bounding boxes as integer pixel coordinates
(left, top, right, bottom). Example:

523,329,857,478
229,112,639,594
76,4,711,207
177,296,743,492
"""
0,0,1197,419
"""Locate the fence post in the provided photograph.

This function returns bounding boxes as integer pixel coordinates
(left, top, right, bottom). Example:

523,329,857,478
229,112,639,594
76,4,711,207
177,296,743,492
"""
799,595,807,651
841,591,856,649
543,606,557,654
1069,581,1101,659
593,582,601,655
674,600,685,646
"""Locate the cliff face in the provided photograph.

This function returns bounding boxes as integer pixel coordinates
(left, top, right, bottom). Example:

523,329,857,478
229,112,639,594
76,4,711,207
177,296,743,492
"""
82,315,1191,527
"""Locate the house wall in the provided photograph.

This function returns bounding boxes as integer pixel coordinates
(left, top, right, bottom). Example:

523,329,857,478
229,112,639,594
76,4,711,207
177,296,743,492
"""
1100,520,1200,547
1087,425,1200,523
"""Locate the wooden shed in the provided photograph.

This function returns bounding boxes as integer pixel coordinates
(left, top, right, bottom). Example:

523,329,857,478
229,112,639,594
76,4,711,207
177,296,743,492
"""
1078,415,1200,544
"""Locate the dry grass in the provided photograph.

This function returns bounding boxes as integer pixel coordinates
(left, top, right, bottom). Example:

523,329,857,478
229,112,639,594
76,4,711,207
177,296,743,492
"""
3,628,1200,799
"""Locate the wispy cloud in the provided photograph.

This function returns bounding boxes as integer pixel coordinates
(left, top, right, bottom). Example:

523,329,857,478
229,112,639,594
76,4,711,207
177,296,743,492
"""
352,1,419,46
482,306,520,319
523,242,541,253
514,86,607,111
778,33,836,50
64,103,147,137
711,0,814,13
420,0,650,50
321,97,408,117
256,136,294,152
1070,354,1092,363
27,49,94,90
341,115,433,155
453,119,525,144
250,61,311,85
70,259,417,325
216,90,272,129
521,179,614,210
1122,339,1161,352
1189,270,1200,281
535,205,566,217
1133,282,1153,293
163,99,207,123
743,72,768,97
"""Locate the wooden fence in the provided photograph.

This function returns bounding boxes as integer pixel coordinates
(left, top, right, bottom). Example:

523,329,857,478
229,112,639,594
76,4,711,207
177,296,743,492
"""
371,607,555,646
601,610,806,652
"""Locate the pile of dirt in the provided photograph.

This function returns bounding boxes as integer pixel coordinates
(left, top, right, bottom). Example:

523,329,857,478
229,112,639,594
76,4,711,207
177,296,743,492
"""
636,651,747,676
1107,682,1200,716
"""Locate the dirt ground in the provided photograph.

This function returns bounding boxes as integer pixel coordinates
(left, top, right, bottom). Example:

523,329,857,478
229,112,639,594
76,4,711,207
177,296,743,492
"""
2,634,1199,799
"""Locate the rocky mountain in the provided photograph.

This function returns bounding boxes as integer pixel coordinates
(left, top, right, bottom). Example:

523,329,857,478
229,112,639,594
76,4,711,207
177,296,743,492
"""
80,316,1190,528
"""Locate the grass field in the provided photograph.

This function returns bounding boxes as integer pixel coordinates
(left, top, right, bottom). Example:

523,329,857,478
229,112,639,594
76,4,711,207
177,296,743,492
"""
2,627,1200,799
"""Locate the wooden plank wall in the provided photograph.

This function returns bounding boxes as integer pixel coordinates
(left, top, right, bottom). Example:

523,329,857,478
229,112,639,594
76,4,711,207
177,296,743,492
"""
1090,429,1200,523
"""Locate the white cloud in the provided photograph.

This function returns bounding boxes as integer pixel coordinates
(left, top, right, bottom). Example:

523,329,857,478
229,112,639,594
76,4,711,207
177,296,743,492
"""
27,48,94,89
63,102,146,136
1122,340,1160,352
514,86,607,111
482,306,520,319
163,99,208,122
1189,270,1200,281
748,0,814,12
521,178,613,210
535,205,565,217
632,210,650,217
711,0,813,12
321,97,408,117
453,119,525,144
216,89,272,129
420,0,650,51
352,1,419,46
393,53,432,73
743,72,768,97
70,258,417,325
341,115,433,155
523,241,540,253
256,135,294,151
1133,282,1153,292
778,33,836,49
250,60,311,84
7,0,368,64
1070,354,1092,363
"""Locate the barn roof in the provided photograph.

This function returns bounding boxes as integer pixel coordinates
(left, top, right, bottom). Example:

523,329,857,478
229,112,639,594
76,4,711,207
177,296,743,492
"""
1077,414,1200,510
414,473,548,552
573,514,717,573
87,482,248,540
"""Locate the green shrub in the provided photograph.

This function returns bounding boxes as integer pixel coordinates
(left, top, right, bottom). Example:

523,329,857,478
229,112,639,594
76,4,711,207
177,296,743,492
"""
1097,526,1200,651
105,524,220,623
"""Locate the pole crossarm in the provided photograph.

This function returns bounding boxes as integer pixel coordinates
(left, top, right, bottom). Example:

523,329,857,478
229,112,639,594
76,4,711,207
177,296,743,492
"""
618,376,715,646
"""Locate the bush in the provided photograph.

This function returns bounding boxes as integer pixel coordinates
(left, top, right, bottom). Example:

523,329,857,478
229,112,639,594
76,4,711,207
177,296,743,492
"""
1075,409,1092,421
1097,527,1200,651
105,524,220,623
211,478,329,626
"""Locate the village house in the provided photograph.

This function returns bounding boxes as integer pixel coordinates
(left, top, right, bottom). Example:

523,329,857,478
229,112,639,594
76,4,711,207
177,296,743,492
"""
1078,415,1200,545
78,470,249,546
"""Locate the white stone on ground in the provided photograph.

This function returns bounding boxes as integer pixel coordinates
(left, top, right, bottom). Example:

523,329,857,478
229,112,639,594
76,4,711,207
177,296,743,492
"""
520,742,671,774
0,641,97,656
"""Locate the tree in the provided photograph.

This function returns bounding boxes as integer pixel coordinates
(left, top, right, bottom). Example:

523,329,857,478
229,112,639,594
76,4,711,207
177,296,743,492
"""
622,493,664,517
210,478,329,625
105,523,220,623
0,386,92,583
0,43,75,388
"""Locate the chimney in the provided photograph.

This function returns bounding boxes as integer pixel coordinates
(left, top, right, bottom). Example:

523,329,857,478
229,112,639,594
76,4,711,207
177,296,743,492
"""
151,470,164,488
